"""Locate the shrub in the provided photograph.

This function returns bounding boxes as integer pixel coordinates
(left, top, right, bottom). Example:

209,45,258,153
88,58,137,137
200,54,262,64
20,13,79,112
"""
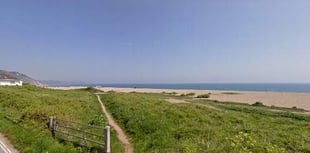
180,93,195,97
222,92,239,95
185,93,195,96
197,94,210,98
170,92,178,95
83,87,102,93
107,90,116,93
252,102,265,107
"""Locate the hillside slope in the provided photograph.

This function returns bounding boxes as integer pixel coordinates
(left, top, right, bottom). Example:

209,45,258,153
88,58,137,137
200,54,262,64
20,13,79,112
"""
0,84,123,152
0,70,43,86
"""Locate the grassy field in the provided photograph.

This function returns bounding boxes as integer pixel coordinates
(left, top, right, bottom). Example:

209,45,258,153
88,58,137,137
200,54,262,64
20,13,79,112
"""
0,84,123,153
100,92,310,153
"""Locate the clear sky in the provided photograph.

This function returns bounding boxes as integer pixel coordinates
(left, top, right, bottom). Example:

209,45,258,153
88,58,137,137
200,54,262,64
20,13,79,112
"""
1,0,310,83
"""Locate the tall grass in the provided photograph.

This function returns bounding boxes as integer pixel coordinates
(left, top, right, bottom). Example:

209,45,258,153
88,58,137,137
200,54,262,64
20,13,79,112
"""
0,84,123,153
101,93,310,153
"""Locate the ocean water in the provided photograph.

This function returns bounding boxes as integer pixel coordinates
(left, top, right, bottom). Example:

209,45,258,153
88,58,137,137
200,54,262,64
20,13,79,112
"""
85,83,310,93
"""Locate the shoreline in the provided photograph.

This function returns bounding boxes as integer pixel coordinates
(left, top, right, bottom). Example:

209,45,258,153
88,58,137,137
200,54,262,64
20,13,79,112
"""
50,86,310,111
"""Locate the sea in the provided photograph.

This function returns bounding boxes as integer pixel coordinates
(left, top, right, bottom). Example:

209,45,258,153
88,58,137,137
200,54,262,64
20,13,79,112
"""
54,83,310,93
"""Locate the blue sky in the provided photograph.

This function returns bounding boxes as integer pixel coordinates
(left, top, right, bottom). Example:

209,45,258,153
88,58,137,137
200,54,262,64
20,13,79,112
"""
1,0,310,83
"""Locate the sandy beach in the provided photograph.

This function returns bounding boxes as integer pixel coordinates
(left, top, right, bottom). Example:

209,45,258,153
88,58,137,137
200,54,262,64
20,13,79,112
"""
51,86,310,111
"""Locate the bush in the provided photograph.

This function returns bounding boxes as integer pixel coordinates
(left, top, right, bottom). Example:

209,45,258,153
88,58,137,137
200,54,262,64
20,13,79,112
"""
83,87,102,93
222,92,239,95
252,102,265,107
185,93,195,96
170,92,178,95
180,93,195,97
107,90,116,93
197,94,210,98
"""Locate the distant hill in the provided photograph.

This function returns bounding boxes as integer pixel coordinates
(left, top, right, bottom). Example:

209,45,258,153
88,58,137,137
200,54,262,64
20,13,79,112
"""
0,70,44,86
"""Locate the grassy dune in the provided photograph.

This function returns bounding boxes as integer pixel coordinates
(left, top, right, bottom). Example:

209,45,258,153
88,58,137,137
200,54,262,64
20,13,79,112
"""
100,93,310,153
0,84,123,153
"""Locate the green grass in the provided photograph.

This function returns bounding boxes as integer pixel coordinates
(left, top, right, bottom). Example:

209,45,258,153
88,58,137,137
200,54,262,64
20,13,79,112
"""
0,84,123,153
100,93,310,153
192,99,310,114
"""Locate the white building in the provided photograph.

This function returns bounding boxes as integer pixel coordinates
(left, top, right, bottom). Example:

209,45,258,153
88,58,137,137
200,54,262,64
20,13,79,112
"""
0,79,23,86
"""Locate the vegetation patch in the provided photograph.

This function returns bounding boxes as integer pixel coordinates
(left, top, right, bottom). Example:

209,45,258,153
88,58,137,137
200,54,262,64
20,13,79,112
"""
107,90,116,93
196,94,210,98
169,92,178,95
101,93,310,153
0,84,123,153
221,92,240,95
252,101,265,107
180,93,196,97
80,86,103,93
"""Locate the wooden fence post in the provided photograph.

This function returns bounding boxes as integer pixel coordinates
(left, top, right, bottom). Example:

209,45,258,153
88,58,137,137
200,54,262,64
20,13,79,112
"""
49,116,56,138
104,126,111,153
49,117,54,130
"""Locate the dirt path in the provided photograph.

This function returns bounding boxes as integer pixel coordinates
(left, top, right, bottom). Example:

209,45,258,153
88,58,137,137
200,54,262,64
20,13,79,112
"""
0,134,19,153
96,95,133,153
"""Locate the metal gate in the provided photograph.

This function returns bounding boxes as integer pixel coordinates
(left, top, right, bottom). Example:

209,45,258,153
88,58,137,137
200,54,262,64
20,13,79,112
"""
48,117,110,153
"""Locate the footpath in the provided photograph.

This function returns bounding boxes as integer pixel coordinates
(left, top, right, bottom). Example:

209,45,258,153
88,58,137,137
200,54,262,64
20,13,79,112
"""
96,95,133,153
